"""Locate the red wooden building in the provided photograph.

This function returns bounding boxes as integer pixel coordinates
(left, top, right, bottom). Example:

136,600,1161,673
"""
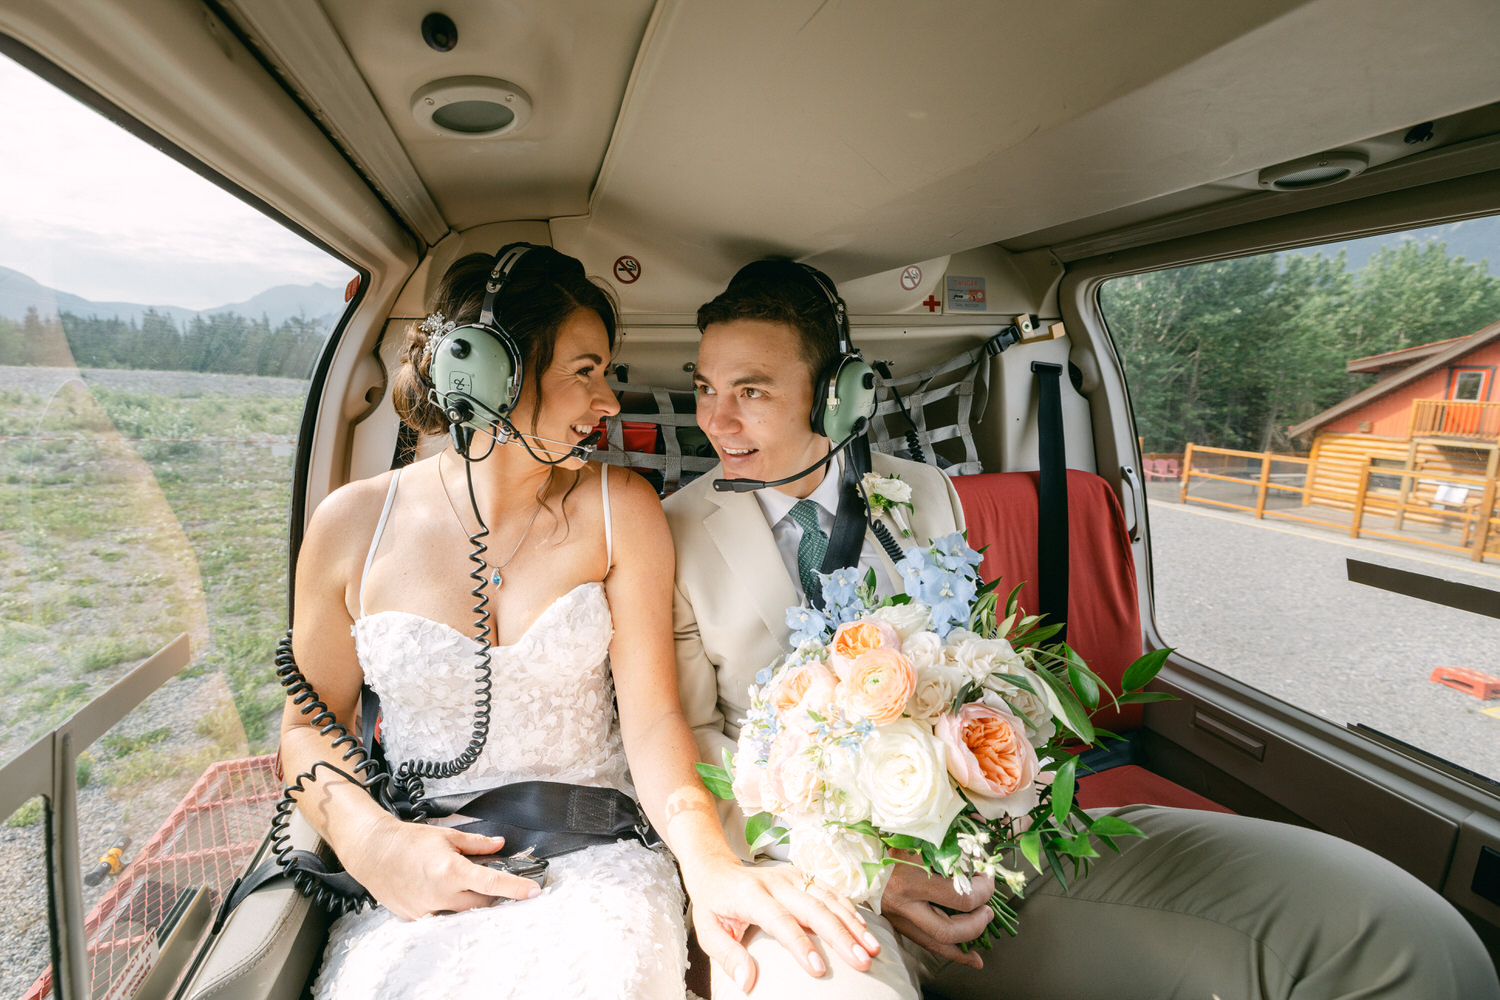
1288,319,1500,558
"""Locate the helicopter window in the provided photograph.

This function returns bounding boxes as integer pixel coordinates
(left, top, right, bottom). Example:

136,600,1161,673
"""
0,51,352,995
1100,216,1500,784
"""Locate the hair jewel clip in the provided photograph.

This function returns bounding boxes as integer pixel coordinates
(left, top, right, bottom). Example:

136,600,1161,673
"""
418,311,457,366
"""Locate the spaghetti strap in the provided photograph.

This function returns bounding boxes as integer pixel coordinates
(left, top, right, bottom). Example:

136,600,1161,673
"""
600,465,613,570
359,469,402,617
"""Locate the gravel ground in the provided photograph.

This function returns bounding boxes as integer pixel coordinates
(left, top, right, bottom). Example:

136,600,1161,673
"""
0,670,243,1000
1145,493,1500,780
0,365,308,400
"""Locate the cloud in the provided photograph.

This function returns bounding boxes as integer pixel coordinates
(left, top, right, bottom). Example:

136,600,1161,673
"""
0,56,353,308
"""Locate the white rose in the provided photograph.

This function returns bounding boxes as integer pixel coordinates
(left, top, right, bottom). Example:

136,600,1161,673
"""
819,744,873,825
870,603,932,641
788,824,890,906
899,630,944,670
906,662,967,722
857,719,965,846
947,633,1019,683
862,474,913,505
983,679,1056,743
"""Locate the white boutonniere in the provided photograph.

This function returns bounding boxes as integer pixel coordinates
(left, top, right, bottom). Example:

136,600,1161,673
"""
860,473,915,537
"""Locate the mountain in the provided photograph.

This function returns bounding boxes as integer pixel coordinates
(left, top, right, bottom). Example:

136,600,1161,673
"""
1289,215,1500,273
0,265,345,329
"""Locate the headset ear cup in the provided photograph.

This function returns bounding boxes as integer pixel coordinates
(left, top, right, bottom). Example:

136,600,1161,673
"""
814,356,877,442
428,325,523,430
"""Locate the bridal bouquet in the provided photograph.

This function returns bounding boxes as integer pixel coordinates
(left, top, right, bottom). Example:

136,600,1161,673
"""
697,531,1169,942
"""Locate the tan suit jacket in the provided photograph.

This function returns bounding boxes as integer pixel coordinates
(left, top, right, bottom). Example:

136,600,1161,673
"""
664,451,964,856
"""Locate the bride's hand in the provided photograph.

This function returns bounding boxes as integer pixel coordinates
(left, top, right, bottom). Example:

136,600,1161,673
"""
682,858,881,992
343,816,541,920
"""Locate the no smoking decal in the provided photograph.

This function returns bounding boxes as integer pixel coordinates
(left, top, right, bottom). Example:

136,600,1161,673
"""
900,265,922,290
613,255,641,284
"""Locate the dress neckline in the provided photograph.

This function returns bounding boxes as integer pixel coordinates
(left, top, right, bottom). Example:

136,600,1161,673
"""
355,581,606,650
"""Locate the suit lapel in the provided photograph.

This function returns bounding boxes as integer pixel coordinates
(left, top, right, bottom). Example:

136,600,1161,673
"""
703,488,801,643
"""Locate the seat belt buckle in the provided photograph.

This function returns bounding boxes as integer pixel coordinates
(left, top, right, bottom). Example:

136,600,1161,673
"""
985,324,1024,356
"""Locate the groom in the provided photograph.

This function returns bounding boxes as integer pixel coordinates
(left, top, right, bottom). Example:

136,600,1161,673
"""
666,260,1498,999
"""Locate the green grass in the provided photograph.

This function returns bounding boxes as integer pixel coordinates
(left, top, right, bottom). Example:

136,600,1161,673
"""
101,727,170,756
6,797,43,829
0,372,305,763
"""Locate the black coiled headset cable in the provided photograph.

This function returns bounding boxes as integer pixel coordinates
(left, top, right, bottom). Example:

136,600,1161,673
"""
267,453,499,915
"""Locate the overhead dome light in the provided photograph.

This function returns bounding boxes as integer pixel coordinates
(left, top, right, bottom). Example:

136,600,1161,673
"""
412,77,532,138
1258,150,1368,191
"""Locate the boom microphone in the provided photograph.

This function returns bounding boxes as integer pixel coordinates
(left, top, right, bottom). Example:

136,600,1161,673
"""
441,388,602,465
712,418,866,493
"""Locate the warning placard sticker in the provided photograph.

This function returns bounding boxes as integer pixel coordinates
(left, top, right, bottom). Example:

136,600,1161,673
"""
946,275,987,312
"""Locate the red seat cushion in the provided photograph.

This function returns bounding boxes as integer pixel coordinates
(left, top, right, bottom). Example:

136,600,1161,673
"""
951,470,1143,733
1074,764,1233,813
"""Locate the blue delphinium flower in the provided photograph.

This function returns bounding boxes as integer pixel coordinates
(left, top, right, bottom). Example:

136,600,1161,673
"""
896,546,932,593
932,531,984,571
914,562,977,636
786,603,830,646
816,566,867,626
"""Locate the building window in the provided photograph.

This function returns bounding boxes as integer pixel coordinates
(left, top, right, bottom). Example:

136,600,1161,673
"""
1450,368,1491,401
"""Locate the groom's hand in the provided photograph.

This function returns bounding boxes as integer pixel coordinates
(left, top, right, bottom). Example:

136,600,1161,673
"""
881,861,995,970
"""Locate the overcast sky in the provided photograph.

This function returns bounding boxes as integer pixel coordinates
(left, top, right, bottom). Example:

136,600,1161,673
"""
0,56,355,310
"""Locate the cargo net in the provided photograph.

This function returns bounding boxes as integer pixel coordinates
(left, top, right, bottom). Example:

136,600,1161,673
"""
867,339,996,477
24,755,282,1000
590,383,717,496
588,340,995,495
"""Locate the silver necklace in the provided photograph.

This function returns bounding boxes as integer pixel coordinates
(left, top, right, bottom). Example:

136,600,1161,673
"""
439,452,544,588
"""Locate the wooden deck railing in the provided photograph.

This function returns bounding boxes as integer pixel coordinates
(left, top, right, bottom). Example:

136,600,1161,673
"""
1178,444,1328,527
1177,443,1498,563
1350,462,1498,562
1409,398,1500,442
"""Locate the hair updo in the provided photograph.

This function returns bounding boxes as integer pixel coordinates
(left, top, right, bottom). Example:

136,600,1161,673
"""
391,245,619,436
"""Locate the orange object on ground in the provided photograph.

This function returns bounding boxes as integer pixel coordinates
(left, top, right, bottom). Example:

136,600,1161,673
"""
1429,666,1500,700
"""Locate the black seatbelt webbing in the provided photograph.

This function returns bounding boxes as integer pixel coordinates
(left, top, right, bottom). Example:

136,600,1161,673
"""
1032,362,1068,645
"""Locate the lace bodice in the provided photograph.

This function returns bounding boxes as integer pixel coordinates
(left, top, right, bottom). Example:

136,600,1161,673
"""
352,582,631,799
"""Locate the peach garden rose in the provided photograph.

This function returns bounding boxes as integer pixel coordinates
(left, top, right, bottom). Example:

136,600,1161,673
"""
829,619,902,679
935,701,1041,821
837,648,917,725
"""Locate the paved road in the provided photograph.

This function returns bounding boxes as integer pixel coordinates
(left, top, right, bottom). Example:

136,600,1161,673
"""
1145,496,1500,781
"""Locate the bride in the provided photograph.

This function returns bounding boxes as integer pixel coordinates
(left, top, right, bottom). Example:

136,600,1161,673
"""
280,244,879,997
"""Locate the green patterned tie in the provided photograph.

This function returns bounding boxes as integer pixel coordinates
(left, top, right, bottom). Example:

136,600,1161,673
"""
788,499,829,605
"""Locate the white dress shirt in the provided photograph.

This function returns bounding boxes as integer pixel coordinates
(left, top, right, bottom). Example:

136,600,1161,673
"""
753,454,897,603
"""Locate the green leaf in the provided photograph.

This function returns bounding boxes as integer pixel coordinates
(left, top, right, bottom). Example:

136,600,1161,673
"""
1055,834,1100,859
1051,756,1077,826
1043,846,1069,890
1116,690,1179,705
861,860,889,886
1013,621,1065,646
1032,666,1095,743
997,671,1038,696
1018,829,1043,872
1066,660,1100,711
881,834,925,851
1121,647,1172,692
744,811,779,848
1004,582,1026,619
1088,815,1146,839
695,762,733,799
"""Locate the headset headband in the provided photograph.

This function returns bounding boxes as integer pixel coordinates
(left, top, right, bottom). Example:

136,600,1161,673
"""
796,263,852,354
478,243,534,327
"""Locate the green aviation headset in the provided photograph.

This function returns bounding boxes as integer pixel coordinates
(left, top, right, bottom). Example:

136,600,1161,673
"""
426,242,533,439
424,243,602,463
710,260,879,494
800,262,879,443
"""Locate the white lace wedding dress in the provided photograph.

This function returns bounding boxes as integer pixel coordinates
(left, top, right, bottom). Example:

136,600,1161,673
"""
312,470,688,999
